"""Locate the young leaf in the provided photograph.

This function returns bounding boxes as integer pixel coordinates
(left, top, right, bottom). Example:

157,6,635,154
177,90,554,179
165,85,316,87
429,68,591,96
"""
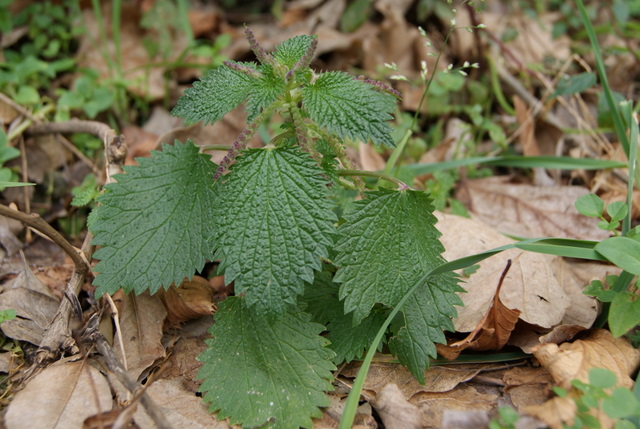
303,71,397,147
575,193,604,218
595,236,640,275
171,63,253,125
212,146,337,316
272,34,317,68
608,291,640,337
198,297,335,429
91,140,217,296
334,189,458,323
388,273,462,383
246,64,284,122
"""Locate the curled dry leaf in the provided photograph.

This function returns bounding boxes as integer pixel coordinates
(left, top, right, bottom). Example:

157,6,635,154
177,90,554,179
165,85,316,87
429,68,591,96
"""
437,260,521,359
157,276,216,325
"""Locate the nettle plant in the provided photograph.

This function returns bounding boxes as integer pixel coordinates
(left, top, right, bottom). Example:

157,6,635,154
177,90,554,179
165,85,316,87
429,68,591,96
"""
89,28,462,428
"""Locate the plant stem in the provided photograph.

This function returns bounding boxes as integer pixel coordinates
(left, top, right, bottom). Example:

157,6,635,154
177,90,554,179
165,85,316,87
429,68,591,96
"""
338,169,410,190
0,205,89,274
200,144,233,152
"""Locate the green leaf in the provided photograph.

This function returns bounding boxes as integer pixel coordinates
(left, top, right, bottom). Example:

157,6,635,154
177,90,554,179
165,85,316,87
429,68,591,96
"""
91,140,217,297
588,367,617,389
172,63,253,125
607,201,628,222
334,189,461,323
300,270,342,326
340,0,372,33
15,85,40,105
246,65,284,122
198,297,335,429
551,72,597,98
272,35,316,68
212,146,337,316
603,388,639,419
608,291,640,337
612,0,630,26
595,237,640,275
0,130,20,164
327,308,387,364
388,273,462,382
303,71,396,147
583,280,617,303
576,193,604,218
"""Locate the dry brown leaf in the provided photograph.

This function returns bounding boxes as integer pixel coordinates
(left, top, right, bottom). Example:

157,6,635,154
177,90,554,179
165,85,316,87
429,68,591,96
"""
532,329,640,390
456,176,609,240
371,383,422,429
113,292,167,381
525,395,577,429
441,410,490,429
436,212,569,332
413,384,499,429
4,361,112,429
163,337,207,392
502,366,553,410
0,214,22,261
482,10,571,70
553,259,612,327
341,361,488,396
0,287,58,344
133,379,232,429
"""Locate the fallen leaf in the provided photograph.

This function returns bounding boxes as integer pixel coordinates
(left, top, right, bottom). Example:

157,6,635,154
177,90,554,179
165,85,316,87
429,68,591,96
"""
0,214,22,261
133,379,232,429
341,361,489,397
532,329,640,390
371,383,422,429
3,251,55,298
4,361,112,429
524,395,577,429
503,366,553,410
440,409,490,429
436,212,569,332
113,292,167,381
456,176,609,240
0,287,58,344
413,384,499,429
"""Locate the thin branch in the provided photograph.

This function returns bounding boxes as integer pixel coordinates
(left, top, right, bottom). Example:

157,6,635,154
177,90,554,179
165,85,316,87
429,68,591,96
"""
81,314,172,429
0,204,88,273
27,119,126,184
19,119,128,365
